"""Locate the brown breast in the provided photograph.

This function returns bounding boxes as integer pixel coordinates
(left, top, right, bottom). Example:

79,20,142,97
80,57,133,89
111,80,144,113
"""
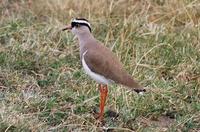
82,41,145,92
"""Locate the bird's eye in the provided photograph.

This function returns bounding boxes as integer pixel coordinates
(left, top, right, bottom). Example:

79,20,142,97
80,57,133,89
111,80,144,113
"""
75,24,80,28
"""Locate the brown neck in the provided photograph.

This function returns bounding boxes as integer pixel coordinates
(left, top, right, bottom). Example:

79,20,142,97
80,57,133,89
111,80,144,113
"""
77,32,95,44
76,32,96,59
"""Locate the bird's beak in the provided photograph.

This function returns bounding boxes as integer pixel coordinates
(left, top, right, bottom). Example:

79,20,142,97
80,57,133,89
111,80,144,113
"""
62,25,72,31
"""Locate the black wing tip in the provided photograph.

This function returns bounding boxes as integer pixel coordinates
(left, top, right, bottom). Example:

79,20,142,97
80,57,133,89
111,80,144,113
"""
134,88,146,93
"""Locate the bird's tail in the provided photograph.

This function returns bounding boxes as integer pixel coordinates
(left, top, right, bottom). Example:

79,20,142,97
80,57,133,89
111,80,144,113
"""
133,88,146,93
121,74,146,94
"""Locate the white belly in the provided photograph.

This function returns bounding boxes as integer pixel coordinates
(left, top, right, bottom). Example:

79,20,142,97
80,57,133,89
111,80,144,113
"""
82,51,112,85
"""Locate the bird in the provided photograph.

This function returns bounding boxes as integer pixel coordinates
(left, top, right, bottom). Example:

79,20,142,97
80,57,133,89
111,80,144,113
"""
62,18,146,121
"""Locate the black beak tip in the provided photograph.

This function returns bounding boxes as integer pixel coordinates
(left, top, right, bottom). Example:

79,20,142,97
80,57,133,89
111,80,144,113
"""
62,28,67,31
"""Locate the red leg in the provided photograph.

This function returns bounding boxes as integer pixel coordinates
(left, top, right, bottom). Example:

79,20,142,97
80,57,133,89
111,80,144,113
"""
99,84,108,121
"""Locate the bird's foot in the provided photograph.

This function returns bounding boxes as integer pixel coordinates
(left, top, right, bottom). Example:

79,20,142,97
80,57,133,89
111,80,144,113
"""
92,107,104,121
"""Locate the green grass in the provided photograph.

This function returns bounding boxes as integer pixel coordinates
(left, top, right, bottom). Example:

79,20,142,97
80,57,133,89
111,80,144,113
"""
0,0,200,131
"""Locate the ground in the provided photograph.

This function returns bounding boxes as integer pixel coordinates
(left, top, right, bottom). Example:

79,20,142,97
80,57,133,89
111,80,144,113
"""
0,0,200,131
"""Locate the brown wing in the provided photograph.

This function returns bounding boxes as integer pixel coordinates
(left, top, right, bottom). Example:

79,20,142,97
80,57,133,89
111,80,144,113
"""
84,46,144,91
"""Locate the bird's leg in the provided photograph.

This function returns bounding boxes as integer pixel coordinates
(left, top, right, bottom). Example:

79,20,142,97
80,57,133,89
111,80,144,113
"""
99,84,108,121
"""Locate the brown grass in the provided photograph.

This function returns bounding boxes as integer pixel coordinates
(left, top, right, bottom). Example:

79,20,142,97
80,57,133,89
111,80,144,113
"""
0,0,200,131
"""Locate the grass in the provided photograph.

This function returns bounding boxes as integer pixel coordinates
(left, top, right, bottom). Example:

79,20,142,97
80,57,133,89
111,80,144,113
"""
0,0,200,131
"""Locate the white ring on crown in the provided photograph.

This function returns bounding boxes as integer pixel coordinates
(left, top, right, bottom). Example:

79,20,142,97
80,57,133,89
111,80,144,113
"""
72,19,91,27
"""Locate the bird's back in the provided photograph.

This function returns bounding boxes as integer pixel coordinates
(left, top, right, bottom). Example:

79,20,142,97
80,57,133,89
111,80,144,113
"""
82,41,143,91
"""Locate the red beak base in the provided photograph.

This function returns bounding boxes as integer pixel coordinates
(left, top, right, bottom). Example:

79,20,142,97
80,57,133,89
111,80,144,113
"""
62,25,72,31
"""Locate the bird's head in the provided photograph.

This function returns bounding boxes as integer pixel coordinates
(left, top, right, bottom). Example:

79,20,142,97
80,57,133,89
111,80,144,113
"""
62,18,91,36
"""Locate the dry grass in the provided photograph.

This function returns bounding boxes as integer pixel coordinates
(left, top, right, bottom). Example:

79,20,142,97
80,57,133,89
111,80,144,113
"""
0,0,200,131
